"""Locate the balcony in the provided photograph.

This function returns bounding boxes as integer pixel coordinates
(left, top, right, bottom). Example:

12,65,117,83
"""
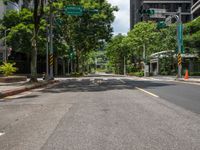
191,0,200,14
143,0,191,4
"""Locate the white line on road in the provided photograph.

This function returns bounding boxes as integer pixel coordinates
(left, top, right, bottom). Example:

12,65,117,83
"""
119,79,126,84
0,132,5,136
135,87,159,98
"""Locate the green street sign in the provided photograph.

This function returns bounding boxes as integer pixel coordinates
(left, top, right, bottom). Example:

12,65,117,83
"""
146,9,155,15
65,5,83,16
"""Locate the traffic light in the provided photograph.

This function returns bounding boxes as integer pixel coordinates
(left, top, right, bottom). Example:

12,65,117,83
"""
144,9,155,15
139,7,155,15
157,21,167,29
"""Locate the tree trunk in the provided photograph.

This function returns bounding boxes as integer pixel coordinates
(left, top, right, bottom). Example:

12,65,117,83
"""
30,0,44,82
54,56,58,76
26,53,30,74
62,58,65,76
76,56,79,73
30,42,38,82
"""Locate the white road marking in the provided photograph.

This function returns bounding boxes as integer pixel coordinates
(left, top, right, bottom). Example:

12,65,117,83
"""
32,88,45,92
135,87,159,98
77,78,82,81
119,79,126,84
0,132,5,136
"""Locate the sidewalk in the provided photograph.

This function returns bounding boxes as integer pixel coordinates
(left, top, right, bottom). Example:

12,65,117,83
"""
0,79,59,99
145,76,200,83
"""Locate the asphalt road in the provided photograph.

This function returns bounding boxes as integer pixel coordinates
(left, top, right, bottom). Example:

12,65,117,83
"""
0,76,200,150
124,78,200,114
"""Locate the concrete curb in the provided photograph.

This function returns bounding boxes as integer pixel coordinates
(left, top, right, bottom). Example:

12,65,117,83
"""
176,79,200,84
0,80,60,99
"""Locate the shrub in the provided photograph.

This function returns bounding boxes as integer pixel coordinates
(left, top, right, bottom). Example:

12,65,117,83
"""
0,62,18,76
190,72,200,76
128,71,144,77
70,72,84,77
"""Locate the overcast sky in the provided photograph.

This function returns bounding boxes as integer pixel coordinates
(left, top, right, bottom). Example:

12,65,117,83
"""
107,0,130,35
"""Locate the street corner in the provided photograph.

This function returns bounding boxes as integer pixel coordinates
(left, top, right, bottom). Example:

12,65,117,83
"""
0,80,60,100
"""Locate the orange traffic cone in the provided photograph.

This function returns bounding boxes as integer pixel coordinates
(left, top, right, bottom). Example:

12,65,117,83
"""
184,69,189,80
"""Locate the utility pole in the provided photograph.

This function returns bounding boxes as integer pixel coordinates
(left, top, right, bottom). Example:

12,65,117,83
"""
156,7,183,78
46,27,49,79
49,0,54,79
177,7,182,78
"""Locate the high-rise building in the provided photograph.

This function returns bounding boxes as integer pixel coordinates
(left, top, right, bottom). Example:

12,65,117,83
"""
191,0,200,19
130,0,142,29
130,0,192,29
0,0,23,19
143,0,192,23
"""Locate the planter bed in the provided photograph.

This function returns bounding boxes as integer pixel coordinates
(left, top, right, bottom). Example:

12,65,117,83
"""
0,76,27,83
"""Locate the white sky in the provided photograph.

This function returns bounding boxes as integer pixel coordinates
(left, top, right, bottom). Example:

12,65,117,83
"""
107,0,130,35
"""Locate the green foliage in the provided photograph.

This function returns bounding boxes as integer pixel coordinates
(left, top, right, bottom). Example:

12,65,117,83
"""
106,34,128,74
190,72,200,76
159,56,176,75
0,62,18,76
0,9,47,55
50,0,117,72
105,21,178,74
70,72,84,77
184,17,200,55
128,72,144,77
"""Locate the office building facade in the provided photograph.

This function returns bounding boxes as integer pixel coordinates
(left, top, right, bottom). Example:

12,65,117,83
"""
130,0,142,29
130,0,192,29
192,0,200,19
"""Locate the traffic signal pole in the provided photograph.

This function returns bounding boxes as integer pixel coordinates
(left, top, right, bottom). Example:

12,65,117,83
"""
177,7,182,78
158,7,183,78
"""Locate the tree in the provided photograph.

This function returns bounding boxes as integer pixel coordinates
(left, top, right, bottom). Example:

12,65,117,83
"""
54,0,117,73
106,34,128,74
0,9,47,73
30,0,45,82
184,16,200,55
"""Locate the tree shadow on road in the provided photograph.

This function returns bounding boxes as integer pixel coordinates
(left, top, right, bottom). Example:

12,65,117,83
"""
41,78,175,94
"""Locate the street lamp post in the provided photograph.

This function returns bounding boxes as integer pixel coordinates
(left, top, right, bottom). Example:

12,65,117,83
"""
4,29,10,63
169,8,182,78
